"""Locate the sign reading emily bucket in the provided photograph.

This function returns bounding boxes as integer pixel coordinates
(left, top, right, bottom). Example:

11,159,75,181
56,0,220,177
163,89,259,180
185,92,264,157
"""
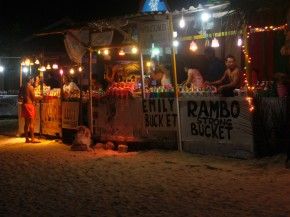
142,98,177,130
180,97,254,149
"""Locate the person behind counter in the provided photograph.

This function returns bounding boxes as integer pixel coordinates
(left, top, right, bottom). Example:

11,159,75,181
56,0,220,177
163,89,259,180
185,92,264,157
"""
63,74,80,97
18,76,42,143
203,47,225,82
206,55,241,97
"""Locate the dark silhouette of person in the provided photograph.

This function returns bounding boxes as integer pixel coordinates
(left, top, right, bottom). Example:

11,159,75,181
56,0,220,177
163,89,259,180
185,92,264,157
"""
203,47,225,82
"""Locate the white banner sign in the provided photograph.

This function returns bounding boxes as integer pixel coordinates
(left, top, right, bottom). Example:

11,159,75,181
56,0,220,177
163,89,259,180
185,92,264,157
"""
180,97,254,156
62,102,79,129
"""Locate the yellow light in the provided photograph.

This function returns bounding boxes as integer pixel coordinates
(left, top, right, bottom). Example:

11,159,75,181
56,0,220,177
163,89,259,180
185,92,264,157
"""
52,64,59,69
46,64,51,70
78,67,83,72
39,66,46,72
131,47,138,54
25,59,31,66
21,61,26,66
35,59,40,65
103,49,109,55
98,50,101,55
70,68,75,75
146,61,152,67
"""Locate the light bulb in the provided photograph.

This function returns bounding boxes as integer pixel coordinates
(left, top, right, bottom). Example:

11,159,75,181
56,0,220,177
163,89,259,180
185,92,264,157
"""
131,47,138,54
237,38,243,47
179,17,185,28
173,40,179,47
201,12,211,22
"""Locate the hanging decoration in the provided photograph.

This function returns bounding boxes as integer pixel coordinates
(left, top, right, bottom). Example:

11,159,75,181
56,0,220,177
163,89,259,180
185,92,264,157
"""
189,40,198,52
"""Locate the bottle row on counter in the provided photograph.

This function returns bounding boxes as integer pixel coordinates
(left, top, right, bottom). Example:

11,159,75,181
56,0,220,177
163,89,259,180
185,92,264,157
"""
36,80,284,101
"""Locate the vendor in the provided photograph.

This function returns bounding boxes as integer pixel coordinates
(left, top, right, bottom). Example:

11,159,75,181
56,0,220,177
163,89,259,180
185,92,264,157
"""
206,55,241,96
63,74,80,96
150,65,172,88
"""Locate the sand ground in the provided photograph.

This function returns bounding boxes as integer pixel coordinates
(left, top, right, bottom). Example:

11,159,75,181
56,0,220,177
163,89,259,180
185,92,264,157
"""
0,136,289,217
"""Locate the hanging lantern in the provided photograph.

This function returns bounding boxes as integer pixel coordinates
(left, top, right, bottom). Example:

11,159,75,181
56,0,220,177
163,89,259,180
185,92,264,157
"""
35,59,40,65
189,40,198,52
52,64,59,69
78,67,83,72
46,64,51,70
179,16,185,28
59,69,64,76
119,49,125,56
97,50,101,55
211,38,220,48
146,61,152,67
39,66,46,72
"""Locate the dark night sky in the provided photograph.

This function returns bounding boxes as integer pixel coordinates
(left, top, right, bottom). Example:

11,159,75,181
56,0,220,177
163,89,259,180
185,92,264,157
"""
0,0,206,54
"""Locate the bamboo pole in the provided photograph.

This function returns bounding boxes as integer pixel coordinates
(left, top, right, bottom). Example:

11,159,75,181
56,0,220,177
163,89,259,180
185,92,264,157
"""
169,14,183,152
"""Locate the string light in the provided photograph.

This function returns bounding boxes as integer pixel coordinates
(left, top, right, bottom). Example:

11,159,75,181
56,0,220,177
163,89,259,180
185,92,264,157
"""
249,24,287,33
46,64,51,70
70,68,75,75
103,49,109,55
35,59,40,65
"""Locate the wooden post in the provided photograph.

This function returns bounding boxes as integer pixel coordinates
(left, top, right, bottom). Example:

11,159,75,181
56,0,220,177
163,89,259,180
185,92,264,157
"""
89,49,93,133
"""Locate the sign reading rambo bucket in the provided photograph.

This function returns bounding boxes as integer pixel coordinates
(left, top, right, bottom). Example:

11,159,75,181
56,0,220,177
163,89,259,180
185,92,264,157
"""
179,97,254,158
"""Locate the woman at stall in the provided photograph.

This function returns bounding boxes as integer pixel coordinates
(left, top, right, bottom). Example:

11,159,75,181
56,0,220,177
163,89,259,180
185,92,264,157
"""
62,74,80,98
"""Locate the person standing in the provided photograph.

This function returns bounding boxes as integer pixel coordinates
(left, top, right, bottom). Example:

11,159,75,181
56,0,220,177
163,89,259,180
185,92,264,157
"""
203,47,225,82
19,76,42,143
